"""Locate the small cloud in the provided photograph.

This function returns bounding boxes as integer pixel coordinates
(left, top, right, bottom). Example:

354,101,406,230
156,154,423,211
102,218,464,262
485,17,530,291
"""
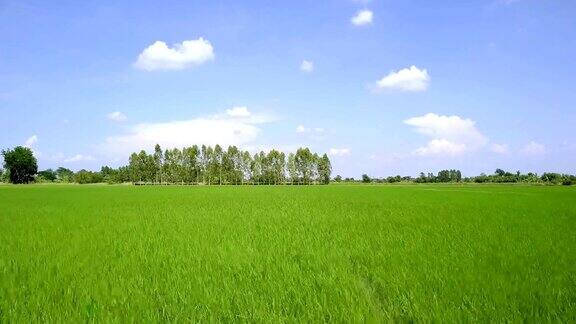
295,125,326,140
134,38,214,71
296,125,307,133
226,106,251,117
329,148,351,157
24,135,38,148
520,141,545,156
64,154,95,163
490,143,509,154
404,113,488,156
300,60,314,73
107,111,127,122
376,66,430,92
351,9,373,26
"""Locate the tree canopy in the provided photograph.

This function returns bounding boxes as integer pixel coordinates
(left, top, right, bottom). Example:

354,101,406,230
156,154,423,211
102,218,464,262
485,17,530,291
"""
127,144,332,185
2,146,38,184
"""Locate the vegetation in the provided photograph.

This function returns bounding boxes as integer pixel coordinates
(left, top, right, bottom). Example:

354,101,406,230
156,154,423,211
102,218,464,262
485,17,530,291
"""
126,144,331,185
346,168,576,185
1,146,37,184
1,144,574,186
0,184,574,321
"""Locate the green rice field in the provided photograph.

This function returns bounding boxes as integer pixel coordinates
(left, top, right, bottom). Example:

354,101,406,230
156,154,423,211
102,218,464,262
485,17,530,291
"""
0,184,575,321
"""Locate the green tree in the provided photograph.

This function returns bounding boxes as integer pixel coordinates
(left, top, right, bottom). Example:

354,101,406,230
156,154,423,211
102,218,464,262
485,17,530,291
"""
317,154,332,184
2,146,38,184
56,167,74,182
38,169,57,182
287,153,297,184
295,148,313,184
153,144,163,183
240,151,252,184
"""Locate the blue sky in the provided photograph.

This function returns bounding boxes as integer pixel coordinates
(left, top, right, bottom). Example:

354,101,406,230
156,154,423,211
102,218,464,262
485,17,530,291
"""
1,0,575,177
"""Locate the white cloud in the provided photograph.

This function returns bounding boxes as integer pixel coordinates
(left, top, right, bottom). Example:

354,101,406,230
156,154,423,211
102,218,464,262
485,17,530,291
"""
329,148,351,157
107,111,127,122
351,9,373,26
296,125,307,133
64,154,95,163
295,125,326,140
24,135,38,147
300,60,314,73
226,106,251,117
102,109,275,156
414,139,467,156
520,141,545,155
134,38,214,71
404,113,488,156
490,143,509,154
375,66,430,92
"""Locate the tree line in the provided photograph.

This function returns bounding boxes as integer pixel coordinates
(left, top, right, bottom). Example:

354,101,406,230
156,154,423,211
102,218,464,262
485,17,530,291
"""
127,144,332,185
2,145,575,185
1,145,333,185
339,168,576,186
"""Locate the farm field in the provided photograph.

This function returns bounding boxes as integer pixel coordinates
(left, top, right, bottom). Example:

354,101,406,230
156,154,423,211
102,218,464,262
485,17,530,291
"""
0,184,575,321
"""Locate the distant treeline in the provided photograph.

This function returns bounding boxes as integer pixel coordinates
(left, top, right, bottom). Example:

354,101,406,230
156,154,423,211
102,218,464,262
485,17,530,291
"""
125,144,332,185
341,169,576,186
1,145,575,185
1,145,332,185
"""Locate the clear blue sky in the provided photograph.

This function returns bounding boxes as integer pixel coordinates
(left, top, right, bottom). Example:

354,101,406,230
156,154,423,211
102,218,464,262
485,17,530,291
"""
1,0,574,177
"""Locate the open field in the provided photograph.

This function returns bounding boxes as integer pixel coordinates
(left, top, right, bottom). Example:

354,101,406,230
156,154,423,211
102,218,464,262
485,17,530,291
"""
0,184,575,321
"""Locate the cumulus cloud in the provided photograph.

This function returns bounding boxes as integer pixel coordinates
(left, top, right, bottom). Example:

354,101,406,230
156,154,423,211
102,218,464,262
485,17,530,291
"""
351,9,373,26
107,111,127,122
520,141,545,155
375,66,430,92
329,148,351,157
226,106,251,117
300,60,314,73
64,154,95,163
101,108,275,156
490,143,509,154
24,135,38,148
134,38,214,71
404,113,488,156
414,139,466,156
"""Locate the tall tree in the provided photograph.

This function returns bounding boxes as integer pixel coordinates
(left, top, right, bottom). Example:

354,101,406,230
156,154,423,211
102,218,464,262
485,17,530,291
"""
295,148,313,184
2,146,38,184
241,151,252,184
153,144,163,183
287,153,297,184
317,154,332,184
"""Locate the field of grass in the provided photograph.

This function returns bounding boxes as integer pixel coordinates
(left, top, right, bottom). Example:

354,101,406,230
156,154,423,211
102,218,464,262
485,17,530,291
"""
0,184,575,321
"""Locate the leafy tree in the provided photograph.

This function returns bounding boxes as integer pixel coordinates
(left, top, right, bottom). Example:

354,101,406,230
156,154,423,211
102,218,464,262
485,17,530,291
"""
240,151,252,184
74,170,104,184
2,146,38,184
317,154,332,184
38,169,57,182
153,144,164,183
362,174,371,183
287,153,298,184
295,148,314,184
56,167,74,182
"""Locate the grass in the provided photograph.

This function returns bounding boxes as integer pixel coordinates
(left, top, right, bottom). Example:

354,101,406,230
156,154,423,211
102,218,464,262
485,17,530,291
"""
0,184,575,321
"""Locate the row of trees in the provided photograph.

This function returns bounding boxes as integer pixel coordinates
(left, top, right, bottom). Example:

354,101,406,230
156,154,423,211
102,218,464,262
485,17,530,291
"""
0,145,332,185
344,169,576,185
2,146,575,186
128,144,332,185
